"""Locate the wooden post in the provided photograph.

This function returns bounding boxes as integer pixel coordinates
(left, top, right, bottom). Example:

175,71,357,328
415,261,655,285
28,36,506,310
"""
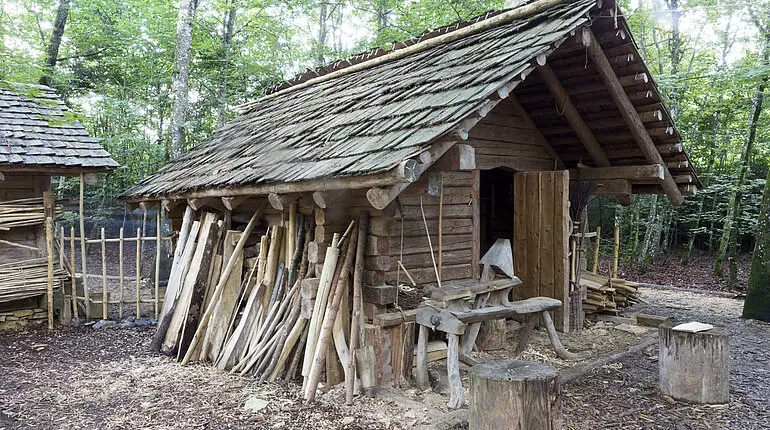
659,323,729,404
59,227,64,270
136,227,142,318
155,208,162,319
355,345,377,397
347,212,368,405
101,227,107,320
469,360,561,429
438,175,444,279
415,325,429,389
45,217,54,330
592,226,601,274
44,191,54,329
612,225,620,278
70,226,78,319
118,227,124,320
447,333,464,409
79,173,90,320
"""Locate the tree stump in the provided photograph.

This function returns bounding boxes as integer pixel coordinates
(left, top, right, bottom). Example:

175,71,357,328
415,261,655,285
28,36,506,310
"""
469,360,561,430
659,323,729,404
476,318,507,351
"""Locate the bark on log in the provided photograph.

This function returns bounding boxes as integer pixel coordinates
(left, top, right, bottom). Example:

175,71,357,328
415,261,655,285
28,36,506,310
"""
659,323,729,404
469,360,562,430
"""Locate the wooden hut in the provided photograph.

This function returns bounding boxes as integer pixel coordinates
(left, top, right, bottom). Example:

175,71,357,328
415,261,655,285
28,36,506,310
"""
123,0,697,334
0,83,118,326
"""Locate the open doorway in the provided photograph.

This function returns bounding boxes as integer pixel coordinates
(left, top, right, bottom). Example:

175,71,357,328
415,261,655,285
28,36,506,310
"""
479,168,515,257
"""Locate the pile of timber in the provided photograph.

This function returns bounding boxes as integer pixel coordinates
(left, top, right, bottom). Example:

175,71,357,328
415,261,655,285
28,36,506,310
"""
580,271,640,315
0,197,61,230
153,205,377,404
0,258,68,303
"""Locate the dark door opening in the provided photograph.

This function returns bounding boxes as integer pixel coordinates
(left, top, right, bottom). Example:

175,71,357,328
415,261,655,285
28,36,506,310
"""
479,168,515,256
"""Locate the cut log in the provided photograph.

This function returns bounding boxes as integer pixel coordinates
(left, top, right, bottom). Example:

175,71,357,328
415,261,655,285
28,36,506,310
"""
476,318,507,351
659,323,729,404
469,360,562,430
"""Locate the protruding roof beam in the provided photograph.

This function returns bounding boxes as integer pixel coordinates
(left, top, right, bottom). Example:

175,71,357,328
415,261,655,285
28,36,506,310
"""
222,196,248,211
268,192,299,211
537,65,611,167
570,164,665,182
582,27,684,206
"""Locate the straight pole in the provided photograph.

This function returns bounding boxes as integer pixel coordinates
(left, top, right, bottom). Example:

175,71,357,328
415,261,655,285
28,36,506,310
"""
136,228,142,318
154,208,161,319
101,227,108,320
79,173,90,320
612,225,620,279
592,226,601,274
119,227,124,320
70,226,78,319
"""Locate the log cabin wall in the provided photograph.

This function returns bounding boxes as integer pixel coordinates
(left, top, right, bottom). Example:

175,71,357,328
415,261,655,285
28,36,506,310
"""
0,173,51,264
467,99,555,172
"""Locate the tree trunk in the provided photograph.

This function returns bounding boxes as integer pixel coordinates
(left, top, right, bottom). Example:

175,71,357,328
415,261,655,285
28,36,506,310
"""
217,4,237,128
666,0,682,120
716,36,768,276
315,2,328,66
744,170,770,321
170,0,198,159
39,0,70,86
637,195,658,268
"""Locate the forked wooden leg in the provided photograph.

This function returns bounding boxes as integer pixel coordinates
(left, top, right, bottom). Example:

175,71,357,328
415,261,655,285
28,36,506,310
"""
415,325,429,389
447,333,465,409
542,310,585,361
514,314,536,354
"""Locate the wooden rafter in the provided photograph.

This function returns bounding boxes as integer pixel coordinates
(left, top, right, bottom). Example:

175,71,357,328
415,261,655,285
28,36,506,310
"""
582,27,684,206
536,65,611,167
570,164,664,182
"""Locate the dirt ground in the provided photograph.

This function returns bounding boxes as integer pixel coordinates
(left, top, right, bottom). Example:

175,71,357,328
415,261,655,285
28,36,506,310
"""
2,284,768,429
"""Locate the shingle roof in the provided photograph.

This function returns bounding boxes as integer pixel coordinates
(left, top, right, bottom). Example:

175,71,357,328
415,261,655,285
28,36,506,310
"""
0,83,118,172
123,0,599,199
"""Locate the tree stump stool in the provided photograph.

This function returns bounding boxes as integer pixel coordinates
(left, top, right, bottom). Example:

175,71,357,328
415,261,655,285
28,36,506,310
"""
659,323,729,404
476,318,507,351
469,360,561,430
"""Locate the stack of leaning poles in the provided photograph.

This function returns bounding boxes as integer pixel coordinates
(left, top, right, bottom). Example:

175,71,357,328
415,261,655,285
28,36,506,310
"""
151,204,372,405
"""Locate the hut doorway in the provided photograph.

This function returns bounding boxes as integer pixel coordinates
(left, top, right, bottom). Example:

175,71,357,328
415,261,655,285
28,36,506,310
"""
479,168,514,256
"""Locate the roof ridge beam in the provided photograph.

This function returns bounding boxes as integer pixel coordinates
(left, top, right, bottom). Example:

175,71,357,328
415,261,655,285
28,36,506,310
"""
581,27,684,206
536,64,611,167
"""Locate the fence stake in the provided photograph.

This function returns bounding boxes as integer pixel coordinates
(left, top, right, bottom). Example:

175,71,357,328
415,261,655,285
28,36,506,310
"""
102,227,108,320
136,228,142,318
79,173,90,321
155,208,161,319
59,226,64,270
612,225,620,279
70,226,78,319
119,227,124,320
592,226,601,274
45,217,54,330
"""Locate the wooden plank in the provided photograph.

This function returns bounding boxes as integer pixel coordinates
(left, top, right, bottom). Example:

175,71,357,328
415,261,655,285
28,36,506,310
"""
539,173,555,301
202,231,243,362
525,173,541,299
386,263,471,285
513,172,526,300
554,170,570,333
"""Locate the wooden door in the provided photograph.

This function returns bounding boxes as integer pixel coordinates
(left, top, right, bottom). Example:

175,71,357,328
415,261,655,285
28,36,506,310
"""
513,170,570,332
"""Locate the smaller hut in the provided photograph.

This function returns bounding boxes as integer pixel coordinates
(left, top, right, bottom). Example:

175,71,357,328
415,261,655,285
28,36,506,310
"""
0,83,118,328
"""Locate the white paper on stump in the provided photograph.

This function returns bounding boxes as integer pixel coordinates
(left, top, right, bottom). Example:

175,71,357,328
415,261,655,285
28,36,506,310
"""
672,322,714,333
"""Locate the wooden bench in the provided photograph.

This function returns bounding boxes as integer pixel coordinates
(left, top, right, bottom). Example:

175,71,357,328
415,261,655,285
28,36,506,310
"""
414,277,582,408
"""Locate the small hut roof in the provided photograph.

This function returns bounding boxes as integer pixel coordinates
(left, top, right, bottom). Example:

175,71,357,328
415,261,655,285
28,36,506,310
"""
0,83,118,173
123,0,696,202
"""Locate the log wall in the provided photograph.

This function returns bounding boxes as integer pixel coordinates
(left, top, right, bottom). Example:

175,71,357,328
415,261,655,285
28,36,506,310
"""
0,174,50,264
466,99,556,172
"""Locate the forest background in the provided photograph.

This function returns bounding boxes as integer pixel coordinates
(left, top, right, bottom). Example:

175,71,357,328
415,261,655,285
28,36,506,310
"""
2,0,769,292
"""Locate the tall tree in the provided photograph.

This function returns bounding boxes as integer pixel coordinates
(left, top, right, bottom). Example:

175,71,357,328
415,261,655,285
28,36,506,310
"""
217,2,237,128
715,22,770,278
744,168,770,321
39,0,70,86
170,0,200,159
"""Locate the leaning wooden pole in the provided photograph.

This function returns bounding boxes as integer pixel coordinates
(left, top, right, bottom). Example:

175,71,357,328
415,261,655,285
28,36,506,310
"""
79,174,90,320
136,227,142,318
180,202,267,365
306,229,358,403
347,212,368,405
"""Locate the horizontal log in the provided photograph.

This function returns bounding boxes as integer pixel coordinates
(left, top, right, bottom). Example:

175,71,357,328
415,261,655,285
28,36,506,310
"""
386,264,472,285
570,164,664,182
362,284,397,305
363,270,386,286
395,248,472,270
475,154,553,172
365,255,392,271
373,218,472,237
388,233,473,256
397,203,473,220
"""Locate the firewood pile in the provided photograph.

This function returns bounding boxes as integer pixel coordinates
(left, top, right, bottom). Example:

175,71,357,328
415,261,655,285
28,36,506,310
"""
0,258,68,303
0,197,62,230
579,271,640,315
153,205,374,404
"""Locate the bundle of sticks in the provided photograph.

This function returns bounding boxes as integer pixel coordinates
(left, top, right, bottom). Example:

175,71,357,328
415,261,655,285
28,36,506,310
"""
580,271,641,315
0,197,62,230
0,258,68,303
152,204,371,405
